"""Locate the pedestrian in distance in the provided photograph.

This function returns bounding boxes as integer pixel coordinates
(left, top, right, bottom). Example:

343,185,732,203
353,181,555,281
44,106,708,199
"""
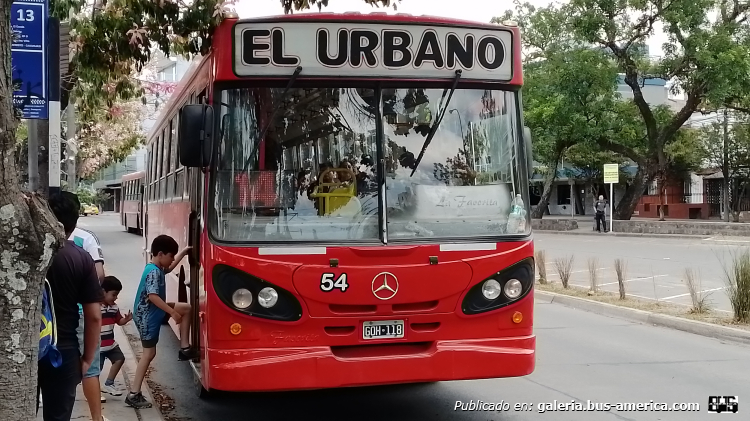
40,193,105,421
126,235,196,409
594,195,609,233
99,276,133,397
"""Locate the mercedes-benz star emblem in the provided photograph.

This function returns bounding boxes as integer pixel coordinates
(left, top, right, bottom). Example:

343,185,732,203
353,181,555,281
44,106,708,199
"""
371,272,399,300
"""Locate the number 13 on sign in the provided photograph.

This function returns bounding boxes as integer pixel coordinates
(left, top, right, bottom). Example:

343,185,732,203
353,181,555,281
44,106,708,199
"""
17,9,35,21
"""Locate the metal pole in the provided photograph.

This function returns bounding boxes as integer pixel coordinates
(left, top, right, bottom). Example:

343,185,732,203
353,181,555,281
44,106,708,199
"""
570,181,574,217
48,17,61,196
28,119,39,191
609,182,614,233
66,91,76,190
722,108,730,222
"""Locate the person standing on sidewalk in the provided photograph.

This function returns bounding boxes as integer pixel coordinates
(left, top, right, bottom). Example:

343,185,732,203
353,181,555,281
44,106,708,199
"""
63,191,111,418
594,195,609,233
40,193,104,421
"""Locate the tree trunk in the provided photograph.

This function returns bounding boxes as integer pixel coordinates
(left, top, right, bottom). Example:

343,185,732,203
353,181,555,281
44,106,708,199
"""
531,165,557,219
0,6,64,420
614,166,654,220
586,181,596,215
722,175,730,222
657,174,666,221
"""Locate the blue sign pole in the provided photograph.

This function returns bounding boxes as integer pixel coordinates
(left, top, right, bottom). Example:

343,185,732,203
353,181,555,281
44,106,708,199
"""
11,0,49,119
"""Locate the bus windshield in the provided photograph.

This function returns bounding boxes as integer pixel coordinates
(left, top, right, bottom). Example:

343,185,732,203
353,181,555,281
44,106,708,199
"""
211,85,526,243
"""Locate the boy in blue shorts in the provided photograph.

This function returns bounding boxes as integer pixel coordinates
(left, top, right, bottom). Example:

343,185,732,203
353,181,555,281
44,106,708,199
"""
125,235,196,409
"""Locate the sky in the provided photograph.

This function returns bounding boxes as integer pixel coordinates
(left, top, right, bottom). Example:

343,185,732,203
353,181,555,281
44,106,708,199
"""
233,0,669,56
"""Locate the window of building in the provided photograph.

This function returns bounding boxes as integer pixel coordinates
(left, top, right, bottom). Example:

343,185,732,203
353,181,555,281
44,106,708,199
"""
557,183,571,205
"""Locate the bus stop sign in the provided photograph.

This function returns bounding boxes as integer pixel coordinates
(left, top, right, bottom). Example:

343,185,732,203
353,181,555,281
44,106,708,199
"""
11,0,49,119
603,164,619,184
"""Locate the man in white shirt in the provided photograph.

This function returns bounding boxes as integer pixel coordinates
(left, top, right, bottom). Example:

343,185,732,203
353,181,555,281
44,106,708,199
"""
71,226,105,280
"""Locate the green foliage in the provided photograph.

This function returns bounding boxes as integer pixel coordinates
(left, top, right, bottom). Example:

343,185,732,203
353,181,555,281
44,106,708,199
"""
93,190,113,206
700,113,750,217
523,47,621,166
48,0,398,178
665,126,704,177
566,0,750,145
75,185,95,205
501,0,750,218
700,113,750,177
53,0,399,114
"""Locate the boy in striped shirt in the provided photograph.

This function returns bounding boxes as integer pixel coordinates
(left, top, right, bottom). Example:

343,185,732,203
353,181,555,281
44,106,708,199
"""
100,276,132,396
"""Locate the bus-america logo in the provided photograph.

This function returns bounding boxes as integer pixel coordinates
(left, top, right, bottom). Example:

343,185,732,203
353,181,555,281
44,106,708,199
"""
233,22,513,81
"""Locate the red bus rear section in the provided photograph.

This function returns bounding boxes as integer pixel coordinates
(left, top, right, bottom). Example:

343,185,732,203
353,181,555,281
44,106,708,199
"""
144,11,535,396
120,171,145,235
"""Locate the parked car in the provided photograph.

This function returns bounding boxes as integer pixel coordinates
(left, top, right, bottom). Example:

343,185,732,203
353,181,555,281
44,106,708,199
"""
81,204,99,216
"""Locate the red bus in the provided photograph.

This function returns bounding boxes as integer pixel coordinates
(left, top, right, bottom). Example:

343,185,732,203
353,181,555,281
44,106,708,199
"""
145,11,535,397
121,171,145,234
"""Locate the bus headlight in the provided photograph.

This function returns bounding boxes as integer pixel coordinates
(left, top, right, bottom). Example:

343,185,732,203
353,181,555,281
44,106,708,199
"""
213,265,303,322
258,287,279,308
232,288,253,309
504,279,523,299
482,279,502,300
461,258,534,315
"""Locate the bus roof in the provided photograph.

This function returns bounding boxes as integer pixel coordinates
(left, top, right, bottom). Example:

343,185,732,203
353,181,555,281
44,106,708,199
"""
235,12,514,30
121,170,145,182
145,12,522,144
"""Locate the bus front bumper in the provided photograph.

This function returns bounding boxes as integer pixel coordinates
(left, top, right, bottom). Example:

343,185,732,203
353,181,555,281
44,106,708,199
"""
204,335,535,392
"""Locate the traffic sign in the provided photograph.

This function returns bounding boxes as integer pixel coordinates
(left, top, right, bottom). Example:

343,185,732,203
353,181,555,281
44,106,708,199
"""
603,164,619,184
11,0,49,119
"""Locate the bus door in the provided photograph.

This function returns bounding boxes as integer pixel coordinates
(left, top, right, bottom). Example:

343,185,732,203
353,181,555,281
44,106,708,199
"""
187,165,205,362
138,183,145,233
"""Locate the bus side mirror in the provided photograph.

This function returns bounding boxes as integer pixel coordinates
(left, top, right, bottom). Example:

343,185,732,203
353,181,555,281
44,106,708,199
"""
179,104,214,168
523,126,533,179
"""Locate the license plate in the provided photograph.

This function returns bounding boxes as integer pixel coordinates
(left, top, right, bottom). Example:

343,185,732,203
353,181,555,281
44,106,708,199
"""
363,320,405,340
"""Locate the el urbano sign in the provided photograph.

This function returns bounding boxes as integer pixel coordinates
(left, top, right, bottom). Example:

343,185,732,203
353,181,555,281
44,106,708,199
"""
233,21,513,81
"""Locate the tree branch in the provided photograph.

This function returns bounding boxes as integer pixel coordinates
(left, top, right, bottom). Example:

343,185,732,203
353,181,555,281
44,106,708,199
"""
726,103,750,114
659,89,703,149
597,137,643,166
606,41,659,144
623,0,674,50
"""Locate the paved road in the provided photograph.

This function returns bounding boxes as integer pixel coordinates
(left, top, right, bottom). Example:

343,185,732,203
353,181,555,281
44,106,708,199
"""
534,232,748,313
87,214,749,420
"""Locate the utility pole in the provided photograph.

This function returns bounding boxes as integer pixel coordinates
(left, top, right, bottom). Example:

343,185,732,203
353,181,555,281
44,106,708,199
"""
28,119,39,191
48,17,61,197
722,108,730,222
66,91,76,190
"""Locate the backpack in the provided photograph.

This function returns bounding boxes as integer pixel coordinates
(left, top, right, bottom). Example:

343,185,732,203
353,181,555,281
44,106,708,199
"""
39,279,62,367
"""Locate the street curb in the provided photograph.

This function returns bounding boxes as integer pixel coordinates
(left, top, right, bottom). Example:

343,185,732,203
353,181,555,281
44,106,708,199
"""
535,290,750,345
534,230,712,240
116,323,166,421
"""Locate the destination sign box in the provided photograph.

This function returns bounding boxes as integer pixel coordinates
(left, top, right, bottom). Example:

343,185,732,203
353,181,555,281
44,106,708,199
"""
233,22,514,81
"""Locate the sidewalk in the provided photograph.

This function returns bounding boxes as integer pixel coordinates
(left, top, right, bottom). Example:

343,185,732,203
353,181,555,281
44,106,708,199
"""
37,324,162,421
535,215,750,239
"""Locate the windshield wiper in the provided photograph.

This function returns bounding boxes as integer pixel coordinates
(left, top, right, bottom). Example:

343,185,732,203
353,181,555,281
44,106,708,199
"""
241,66,303,174
409,69,462,177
